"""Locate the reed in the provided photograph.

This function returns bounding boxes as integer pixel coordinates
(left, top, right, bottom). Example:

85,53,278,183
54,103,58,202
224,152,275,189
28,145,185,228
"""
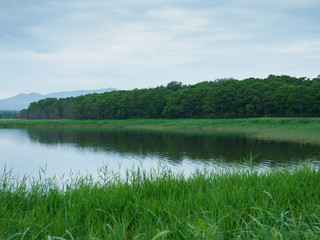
0,163,319,239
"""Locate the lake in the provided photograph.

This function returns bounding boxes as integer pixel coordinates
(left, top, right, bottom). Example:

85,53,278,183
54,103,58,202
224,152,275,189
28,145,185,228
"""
1,128,319,180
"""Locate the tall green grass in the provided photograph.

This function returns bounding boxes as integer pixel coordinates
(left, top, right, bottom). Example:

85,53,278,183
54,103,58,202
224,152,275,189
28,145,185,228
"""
1,164,319,239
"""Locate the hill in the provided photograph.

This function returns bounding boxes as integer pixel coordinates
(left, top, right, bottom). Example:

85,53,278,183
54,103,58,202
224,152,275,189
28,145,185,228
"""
0,88,116,110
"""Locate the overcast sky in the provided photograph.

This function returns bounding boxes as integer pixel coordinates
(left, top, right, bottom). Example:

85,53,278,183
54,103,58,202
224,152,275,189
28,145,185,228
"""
0,0,319,99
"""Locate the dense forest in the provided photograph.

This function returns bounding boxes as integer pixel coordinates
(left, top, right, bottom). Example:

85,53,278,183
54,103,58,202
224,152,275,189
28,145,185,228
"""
0,110,18,119
22,75,320,119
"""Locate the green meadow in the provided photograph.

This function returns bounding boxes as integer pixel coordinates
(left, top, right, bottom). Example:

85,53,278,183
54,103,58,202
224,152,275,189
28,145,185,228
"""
1,118,320,143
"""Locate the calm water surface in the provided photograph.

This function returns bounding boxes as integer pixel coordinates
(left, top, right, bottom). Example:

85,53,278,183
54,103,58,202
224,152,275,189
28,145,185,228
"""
0,128,319,180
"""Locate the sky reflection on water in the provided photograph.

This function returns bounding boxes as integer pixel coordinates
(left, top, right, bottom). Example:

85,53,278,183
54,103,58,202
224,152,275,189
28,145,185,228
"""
0,128,319,181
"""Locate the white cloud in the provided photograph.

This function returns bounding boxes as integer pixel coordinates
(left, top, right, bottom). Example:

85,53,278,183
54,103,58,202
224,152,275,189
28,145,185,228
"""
148,8,209,31
276,41,320,54
0,0,319,98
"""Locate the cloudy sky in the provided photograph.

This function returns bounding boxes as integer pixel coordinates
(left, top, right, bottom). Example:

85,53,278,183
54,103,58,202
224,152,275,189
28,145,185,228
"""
0,0,319,99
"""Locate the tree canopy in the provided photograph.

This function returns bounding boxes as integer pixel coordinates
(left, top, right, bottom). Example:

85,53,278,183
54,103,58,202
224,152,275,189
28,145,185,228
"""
23,75,320,120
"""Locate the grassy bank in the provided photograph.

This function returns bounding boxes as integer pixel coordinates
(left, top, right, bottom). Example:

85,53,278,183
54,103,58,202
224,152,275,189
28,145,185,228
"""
0,165,319,239
1,118,320,143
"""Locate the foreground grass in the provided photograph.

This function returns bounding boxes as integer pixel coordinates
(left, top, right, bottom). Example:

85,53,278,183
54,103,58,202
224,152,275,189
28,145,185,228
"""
1,164,320,239
1,118,320,143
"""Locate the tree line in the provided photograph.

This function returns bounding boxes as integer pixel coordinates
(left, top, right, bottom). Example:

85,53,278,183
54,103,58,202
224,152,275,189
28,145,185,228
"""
0,110,19,119
22,75,320,120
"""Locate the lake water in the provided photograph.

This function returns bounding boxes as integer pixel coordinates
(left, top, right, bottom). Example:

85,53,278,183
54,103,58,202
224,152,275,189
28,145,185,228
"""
1,128,319,180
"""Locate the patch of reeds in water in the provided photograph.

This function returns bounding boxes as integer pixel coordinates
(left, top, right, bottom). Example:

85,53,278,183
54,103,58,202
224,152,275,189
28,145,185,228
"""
0,163,320,239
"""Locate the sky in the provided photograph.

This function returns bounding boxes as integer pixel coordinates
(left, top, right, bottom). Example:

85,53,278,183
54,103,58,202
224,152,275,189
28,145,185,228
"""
1,0,320,99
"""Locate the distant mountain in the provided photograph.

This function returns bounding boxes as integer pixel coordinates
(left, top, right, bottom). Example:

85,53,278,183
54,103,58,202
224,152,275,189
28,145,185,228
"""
0,88,116,111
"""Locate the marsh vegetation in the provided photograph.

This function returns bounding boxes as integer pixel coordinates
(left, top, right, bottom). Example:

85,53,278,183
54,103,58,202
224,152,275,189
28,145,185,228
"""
1,164,319,239
1,117,320,143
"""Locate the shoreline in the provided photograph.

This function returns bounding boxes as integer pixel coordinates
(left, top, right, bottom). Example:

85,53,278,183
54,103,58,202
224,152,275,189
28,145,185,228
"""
1,118,320,144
